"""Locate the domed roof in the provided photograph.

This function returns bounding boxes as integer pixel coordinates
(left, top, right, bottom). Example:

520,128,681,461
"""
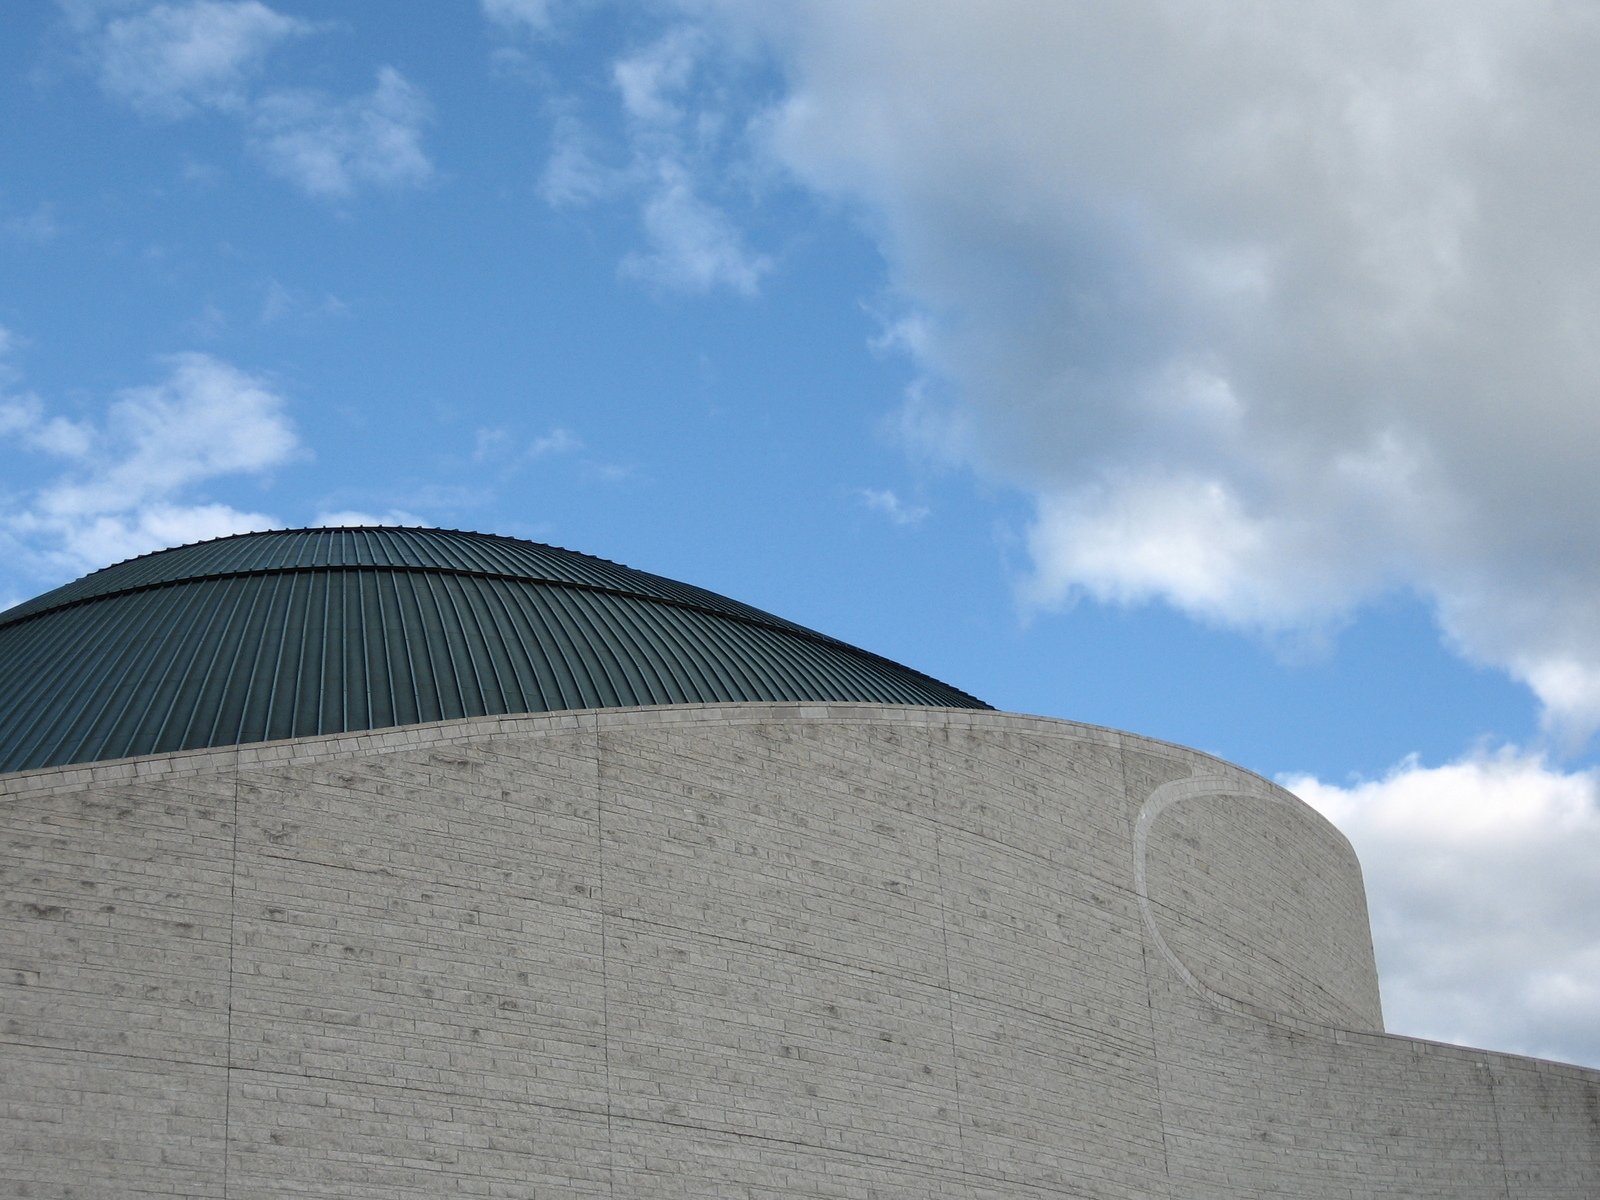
0,526,988,774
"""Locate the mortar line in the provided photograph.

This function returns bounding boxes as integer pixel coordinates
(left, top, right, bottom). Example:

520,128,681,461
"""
222,767,241,1200
1483,1062,1513,1199
591,727,617,1197
929,816,971,1175
1120,737,1177,1198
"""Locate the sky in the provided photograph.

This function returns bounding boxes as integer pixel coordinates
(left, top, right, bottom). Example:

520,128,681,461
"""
2,0,1597,1069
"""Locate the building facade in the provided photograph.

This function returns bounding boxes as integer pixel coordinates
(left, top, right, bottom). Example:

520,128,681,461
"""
2,530,1596,1196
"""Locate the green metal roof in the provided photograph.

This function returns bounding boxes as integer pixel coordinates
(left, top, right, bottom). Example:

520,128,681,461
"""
0,527,989,774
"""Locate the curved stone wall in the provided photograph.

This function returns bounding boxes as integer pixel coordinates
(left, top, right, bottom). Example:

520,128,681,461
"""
2,704,1596,1197
1138,776,1383,1030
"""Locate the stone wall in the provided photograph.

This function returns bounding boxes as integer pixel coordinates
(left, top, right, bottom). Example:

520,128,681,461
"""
3,704,1596,1197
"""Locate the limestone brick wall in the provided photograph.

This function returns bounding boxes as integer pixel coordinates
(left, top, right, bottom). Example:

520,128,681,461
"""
2,704,1597,1197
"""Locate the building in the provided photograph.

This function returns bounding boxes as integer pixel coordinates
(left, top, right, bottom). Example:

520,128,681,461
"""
2,526,1596,1197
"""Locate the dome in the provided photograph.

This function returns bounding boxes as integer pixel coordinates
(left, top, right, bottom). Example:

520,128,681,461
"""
0,527,988,774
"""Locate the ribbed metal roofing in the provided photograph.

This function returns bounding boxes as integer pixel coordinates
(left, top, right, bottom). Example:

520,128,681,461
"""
0,527,988,774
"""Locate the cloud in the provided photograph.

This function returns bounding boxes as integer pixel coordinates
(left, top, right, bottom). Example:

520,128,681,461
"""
472,427,511,462
1019,470,1387,632
470,423,631,488
473,425,582,465
44,353,297,512
65,1,432,200
1287,749,1600,1068
620,158,771,295
613,26,700,126
257,279,348,326
533,25,772,296
539,120,623,207
481,0,557,37
0,395,95,459
84,0,310,117
3,202,62,245
19,502,283,573
0,330,90,459
529,426,581,457
582,460,632,484
681,2,1600,739
859,487,928,527
2,348,297,577
250,67,433,200
312,509,427,528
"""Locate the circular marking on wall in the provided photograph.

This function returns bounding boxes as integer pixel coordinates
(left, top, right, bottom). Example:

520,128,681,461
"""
1133,774,1381,1029
1133,775,1238,1003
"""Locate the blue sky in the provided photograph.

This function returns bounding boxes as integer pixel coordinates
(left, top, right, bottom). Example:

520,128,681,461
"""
3,1,1598,1067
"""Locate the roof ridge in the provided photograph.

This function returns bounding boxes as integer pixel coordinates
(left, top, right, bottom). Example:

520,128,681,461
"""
73,524,635,579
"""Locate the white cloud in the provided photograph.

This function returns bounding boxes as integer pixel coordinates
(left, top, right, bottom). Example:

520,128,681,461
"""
473,425,582,465
539,122,623,207
1287,749,1600,1068
530,427,581,457
472,427,511,462
0,395,95,460
681,2,1600,739
66,2,432,200
620,159,770,296
250,67,433,200
3,202,62,245
481,0,557,37
312,509,427,528
866,308,933,361
2,350,298,576
859,487,928,527
582,460,632,484
257,278,348,325
613,27,701,126
42,352,297,515
534,26,773,297
87,0,310,117
467,423,628,487
1020,469,1393,633
25,502,283,571
0,328,94,458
